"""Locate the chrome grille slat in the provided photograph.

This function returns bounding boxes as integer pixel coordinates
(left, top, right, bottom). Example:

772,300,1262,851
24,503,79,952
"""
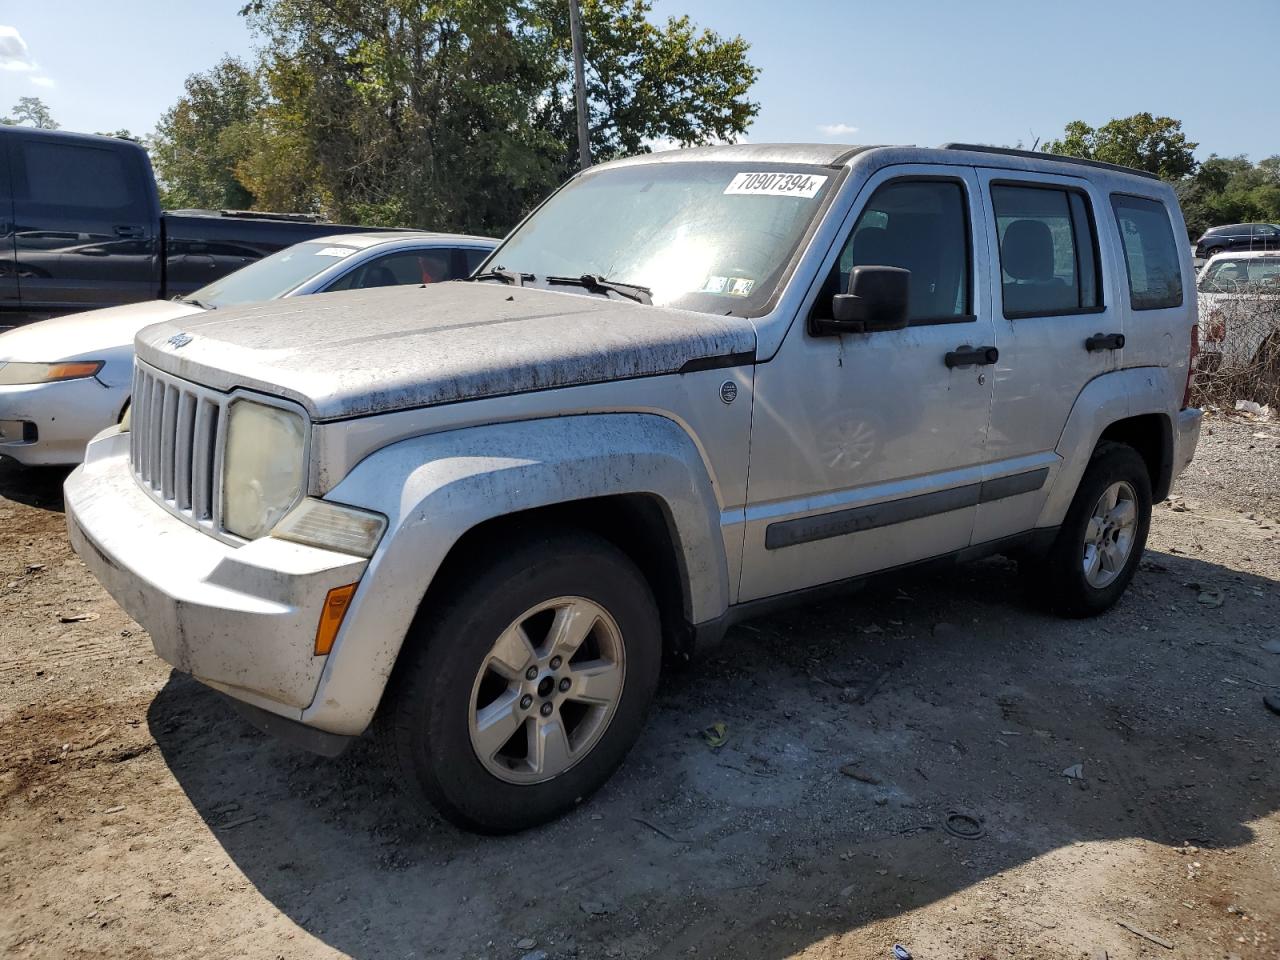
129,361,227,530
174,392,196,511
159,384,178,500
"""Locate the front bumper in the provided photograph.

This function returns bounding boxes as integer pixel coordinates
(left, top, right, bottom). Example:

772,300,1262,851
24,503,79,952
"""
65,429,368,723
1173,406,1203,481
0,377,124,466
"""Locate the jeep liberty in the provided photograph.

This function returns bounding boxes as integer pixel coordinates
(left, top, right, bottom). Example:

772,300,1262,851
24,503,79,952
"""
65,143,1203,832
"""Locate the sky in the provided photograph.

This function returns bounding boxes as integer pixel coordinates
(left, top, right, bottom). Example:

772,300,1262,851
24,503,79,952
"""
2,0,1278,162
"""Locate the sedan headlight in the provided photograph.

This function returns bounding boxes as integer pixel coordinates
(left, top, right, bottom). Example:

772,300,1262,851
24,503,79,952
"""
222,400,306,540
0,361,104,385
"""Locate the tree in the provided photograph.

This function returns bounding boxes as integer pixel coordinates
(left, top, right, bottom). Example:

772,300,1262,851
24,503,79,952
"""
232,0,758,232
1,96,58,129
150,57,263,210
1044,113,1197,180
1176,154,1280,239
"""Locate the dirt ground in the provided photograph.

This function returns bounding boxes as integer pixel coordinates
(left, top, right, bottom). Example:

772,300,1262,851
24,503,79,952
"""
1,414,1278,960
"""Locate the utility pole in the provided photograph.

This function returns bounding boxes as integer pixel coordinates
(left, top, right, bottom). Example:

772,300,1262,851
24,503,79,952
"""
568,0,591,170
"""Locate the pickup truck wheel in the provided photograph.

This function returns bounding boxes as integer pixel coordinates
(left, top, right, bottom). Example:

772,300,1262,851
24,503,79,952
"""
382,530,661,833
1027,442,1152,618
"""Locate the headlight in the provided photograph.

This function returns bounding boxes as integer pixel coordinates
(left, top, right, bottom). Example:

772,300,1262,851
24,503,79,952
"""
222,400,306,540
271,498,387,558
0,361,104,385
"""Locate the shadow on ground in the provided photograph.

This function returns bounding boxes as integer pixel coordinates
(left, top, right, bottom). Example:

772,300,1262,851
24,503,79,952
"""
149,549,1280,959
0,459,70,512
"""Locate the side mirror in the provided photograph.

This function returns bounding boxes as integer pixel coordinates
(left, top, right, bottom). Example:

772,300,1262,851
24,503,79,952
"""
814,265,910,335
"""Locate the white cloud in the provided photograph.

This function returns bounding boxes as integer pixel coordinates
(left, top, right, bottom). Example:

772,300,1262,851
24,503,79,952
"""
29,74,53,88
0,25,34,71
818,123,859,137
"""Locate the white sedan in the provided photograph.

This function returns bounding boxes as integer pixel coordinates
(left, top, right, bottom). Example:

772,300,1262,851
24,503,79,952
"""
0,231,495,466
1196,250,1280,371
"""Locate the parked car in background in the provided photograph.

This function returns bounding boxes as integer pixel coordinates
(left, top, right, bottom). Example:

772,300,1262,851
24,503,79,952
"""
1196,250,1280,378
1193,222,1280,261
0,126,409,329
0,231,494,465
66,142,1201,833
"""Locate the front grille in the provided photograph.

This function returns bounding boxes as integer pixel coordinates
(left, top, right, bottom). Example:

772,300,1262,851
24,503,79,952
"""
130,362,225,528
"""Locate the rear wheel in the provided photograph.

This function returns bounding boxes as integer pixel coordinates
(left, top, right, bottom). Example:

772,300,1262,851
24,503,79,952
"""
1023,443,1152,617
381,529,661,833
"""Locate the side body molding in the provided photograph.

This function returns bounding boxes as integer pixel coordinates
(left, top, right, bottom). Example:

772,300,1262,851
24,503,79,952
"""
1036,366,1176,529
301,413,730,735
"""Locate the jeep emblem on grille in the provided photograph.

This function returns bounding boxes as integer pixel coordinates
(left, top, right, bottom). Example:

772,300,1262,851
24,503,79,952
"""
167,333,193,349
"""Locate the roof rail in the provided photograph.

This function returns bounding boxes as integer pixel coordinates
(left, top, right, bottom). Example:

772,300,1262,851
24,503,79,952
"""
940,143,1161,181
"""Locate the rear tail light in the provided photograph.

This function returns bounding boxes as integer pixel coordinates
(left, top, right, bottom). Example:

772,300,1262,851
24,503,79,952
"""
1183,324,1199,409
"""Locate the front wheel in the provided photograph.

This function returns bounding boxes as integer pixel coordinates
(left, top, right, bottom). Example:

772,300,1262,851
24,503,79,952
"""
1024,442,1152,618
381,529,661,833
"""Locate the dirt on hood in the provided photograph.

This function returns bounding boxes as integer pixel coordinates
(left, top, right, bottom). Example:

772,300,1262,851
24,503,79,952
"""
133,281,757,421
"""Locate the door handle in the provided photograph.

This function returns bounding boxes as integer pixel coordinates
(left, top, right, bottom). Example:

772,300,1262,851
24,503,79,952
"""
114,224,144,239
1085,332,1125,352
944,345,999,368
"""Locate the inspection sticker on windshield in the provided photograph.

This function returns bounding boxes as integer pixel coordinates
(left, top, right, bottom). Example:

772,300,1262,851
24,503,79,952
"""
724,172,827,199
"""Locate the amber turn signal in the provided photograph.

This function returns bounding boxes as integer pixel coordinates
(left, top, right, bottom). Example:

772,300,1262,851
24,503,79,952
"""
314,583,358,655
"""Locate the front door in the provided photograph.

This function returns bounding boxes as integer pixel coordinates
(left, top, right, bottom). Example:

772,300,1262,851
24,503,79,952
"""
10,134,157,311
740,165,997,602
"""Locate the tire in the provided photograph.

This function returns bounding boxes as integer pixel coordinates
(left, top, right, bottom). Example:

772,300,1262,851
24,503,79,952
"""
1024,442,1152,618
381,528,662,833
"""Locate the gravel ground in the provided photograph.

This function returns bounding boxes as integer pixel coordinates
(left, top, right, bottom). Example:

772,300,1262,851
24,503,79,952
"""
0,413,1277,960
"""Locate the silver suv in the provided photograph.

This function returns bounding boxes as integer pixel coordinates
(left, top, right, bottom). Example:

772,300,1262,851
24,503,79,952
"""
65,143,1203,832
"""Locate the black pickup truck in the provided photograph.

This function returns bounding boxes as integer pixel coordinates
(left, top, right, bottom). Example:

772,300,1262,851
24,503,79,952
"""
0,126,397,327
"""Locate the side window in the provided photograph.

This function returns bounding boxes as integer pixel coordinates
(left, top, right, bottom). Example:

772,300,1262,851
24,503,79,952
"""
18,140,135,212
991,184,1100,318
327,249,453,291
461,247,490,277
1110,195,1183,310
814,179,971,325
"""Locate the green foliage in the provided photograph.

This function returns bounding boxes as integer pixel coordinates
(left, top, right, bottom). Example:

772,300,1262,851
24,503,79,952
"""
1,96,58,129
150,57,263,210
1176,155,1280,239
1042,113,1280,239
1043,113,1197,180
157,0,758,232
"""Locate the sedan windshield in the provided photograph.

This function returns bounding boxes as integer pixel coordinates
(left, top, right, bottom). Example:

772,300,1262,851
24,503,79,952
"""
186,241,361,308
486,161,838,315
1199,257,1280,293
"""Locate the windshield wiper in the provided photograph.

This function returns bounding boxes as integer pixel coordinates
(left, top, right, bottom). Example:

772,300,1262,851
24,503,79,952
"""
175,295,215,310
467,266,534,287
547,274,652,305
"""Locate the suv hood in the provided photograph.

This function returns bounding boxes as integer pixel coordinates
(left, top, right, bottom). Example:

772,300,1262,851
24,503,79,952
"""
135,282,756,420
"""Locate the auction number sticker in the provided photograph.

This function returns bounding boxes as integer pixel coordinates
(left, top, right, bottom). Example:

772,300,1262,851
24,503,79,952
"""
724,172,827,199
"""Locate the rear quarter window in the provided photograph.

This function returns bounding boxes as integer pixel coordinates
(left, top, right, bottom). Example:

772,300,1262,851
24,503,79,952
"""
1111,195,1183,311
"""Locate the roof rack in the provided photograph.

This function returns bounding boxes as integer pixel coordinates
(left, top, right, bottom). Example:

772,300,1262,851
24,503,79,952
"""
940,143,1161,181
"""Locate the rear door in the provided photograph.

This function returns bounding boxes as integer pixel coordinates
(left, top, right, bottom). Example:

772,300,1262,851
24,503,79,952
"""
972,167,1118,544
0,141,16,313
10,134,157,311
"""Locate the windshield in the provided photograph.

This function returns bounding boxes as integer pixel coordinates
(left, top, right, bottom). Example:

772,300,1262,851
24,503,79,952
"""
486,161,839,316
1199,257,1280,293
188,241,361,307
